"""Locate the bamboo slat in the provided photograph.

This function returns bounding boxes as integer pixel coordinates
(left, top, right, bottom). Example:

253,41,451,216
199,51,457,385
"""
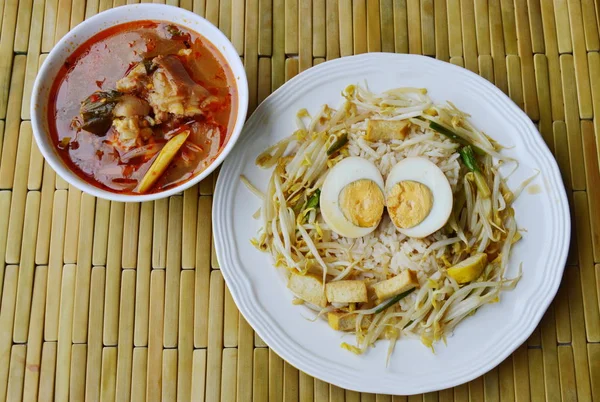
237,315,254,402
581,0,599,51
164,196,183,348
566,0,593,119
55,264,76,401
258,0,272,56
224,285,239,348
379,0,393,53
147,270,165,402
285,0,298,54
131,348,148,402
573,189,600,340
313,0,326,56
0,0,18,119
488,0,508,94
540,307,561,402
34,163,54,265
194,197,211,348
515,0,539,121
191,349,207,401
22,265,47,402
182,187,198,269
366,0,381,52
534,54,555,152
353,0,367,55
6,344,26,401
20,0,43,120
115,270,136,401
72,193,95,344
100,347,117,402
206,270,225,401
104,202,125,346
12,190,40,342
134,202,153,347
433,0,448,60
253,348,269,400
557,345,578,401
0,266,18,400
4,121,32,261
219,0,231,39
560,55,586,191
0,191,8,303
245,0,259,111
566,268,593,400
527,0,544,54
589,342,600,401
232,0,244,54
177,270,195,401
63,186,81,264
122,202,141,269
69,344,86,402
14,0,33,52
38,342,57,402
406,0,420,54
27,141,43,191
393,0,408,54
483,368,500,402
221,348,238,401
44,189,67,342
460,0,478,73
85,267,105,402
554,0,572,54
420,0,433,56
92,198,110,267
272,0,285,86
162,349,178,401
152,198,168,269
528,349,545,402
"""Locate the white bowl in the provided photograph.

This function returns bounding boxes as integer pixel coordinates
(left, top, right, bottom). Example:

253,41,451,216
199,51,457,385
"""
31,4,249,202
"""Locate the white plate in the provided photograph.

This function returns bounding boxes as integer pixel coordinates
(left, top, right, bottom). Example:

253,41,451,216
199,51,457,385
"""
213,53,570,395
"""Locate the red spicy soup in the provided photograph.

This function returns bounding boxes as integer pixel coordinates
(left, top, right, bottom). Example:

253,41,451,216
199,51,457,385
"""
49,20,238,194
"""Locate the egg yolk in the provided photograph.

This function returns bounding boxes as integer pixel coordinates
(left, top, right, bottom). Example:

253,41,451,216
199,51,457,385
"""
386,180,433,229
339,179,385,228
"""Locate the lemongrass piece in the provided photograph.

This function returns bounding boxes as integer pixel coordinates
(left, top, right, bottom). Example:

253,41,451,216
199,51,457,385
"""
138,130,189,193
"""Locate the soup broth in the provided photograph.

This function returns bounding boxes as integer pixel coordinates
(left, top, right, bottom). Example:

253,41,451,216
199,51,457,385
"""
48,20,238,194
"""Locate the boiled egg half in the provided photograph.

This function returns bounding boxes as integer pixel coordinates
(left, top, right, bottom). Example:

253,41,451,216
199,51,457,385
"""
385,157,453,238
320,157,385,238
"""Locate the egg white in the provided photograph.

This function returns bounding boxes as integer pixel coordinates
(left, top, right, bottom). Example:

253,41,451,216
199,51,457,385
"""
320,157,385,238
385,157,453,238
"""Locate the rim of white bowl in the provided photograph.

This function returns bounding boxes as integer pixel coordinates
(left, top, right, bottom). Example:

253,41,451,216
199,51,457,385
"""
31,4,249,202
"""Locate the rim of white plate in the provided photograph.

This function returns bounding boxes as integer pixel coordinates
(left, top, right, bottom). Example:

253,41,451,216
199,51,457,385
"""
213,53,570,395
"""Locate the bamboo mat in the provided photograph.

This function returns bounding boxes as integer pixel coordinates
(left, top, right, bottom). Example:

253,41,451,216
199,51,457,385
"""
0,0,599,400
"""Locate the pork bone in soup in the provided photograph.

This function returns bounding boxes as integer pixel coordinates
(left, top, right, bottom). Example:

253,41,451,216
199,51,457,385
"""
48,21,238,194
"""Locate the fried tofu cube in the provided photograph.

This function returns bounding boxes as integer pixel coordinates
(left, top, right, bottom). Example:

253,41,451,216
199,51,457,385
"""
372,270,419,301
288,273,327,308
365,120,411,141
327,312,372,331
325,280,368,303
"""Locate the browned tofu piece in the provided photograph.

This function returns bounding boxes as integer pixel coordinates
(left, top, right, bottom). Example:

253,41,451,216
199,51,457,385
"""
365,120,411,141
288,272,327,308
372,270,419,301
327,312,372,331
325,280,368,303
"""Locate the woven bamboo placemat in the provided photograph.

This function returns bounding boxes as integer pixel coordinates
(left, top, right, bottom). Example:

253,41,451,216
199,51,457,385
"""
0,0,599,400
